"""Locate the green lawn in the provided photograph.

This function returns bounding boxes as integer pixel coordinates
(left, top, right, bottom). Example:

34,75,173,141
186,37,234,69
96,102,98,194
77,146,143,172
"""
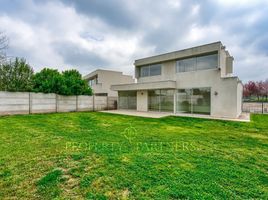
0,112,267,199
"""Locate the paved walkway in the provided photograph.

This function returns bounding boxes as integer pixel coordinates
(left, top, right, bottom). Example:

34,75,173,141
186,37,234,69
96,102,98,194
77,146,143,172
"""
174,112,250,122
101,110,171,118
101,110,250,122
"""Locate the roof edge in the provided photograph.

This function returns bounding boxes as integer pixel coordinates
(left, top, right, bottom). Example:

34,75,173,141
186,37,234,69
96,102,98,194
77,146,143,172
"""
134,41,222,65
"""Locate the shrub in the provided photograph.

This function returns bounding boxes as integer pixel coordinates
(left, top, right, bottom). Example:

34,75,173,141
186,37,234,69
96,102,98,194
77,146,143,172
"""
0,58,34,92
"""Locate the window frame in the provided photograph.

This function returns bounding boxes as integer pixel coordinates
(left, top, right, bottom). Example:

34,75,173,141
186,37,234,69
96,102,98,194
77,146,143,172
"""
88,75,98,86
176,52,218,73
139,64,162,77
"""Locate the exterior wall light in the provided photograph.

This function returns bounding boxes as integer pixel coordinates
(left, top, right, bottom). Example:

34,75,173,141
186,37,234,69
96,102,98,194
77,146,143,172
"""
214,91,218,96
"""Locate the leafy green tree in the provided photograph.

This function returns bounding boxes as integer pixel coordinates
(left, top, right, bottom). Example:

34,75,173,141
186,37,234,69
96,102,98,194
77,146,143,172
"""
0,32,8,64
60,69,92,95
0,58,34,91
32,68,92,95
32,68,62,94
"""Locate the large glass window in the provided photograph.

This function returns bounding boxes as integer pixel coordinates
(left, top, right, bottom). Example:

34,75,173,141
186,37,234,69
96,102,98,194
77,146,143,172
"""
160,90,174,112
192,88,211,114
118,91,137,110
196,54,218,70
148,90,160,111
176,89,192,113
176,53,218,73
150,64,161,76
88,76,98,86
140,66,149,77
177,58,196,73
148,90,174,112
176,88,211,115
140,64,161,77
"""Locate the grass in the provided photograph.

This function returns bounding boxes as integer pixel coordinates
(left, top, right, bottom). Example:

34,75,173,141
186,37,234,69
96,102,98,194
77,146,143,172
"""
0,112,267,199
36,169,63,199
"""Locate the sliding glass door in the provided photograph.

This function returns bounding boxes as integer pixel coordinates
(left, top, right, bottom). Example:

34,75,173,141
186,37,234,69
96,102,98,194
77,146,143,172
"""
177,89,192,113
118,91,137,109
148,89,174,112
192,88,211,114
160,90,174,112
148,90,160,111
176,88,211,115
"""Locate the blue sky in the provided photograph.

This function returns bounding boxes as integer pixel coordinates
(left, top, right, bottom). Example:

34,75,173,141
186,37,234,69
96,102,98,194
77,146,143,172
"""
0,0,268,82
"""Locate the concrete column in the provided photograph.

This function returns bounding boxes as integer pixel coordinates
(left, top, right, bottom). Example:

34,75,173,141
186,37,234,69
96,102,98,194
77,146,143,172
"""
76,95,78,112
93,95,95,111
29,92,32,114
56,94,59,112
106,96,109,110
173,91,176,114
137,90,148,111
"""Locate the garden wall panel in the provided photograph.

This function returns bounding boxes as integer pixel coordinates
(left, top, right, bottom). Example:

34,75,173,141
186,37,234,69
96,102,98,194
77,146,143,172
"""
107,96,118,110
77,96,93,111
94,96,107,111
57,95,77,112
0,92,29,115
31,93,56,113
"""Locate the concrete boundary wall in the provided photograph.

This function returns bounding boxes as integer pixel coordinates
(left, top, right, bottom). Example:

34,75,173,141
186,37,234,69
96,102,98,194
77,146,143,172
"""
31,93,57,114
0,92,30,115
0,91,118,116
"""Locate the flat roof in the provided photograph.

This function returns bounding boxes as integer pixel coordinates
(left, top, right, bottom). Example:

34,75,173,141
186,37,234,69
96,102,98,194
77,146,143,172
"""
135,41,223,66
83,68,132,80
111,80,176,91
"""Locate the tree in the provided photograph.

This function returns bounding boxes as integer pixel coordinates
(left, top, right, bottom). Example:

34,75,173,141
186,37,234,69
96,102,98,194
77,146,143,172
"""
60,69,92,95
243,83,250,99
264,79,268,101
256,81,264,100
243,81,258,99
0,32,8,64
243,80,268,101
32,68,92,95
32,68,62,94
0,57,34,92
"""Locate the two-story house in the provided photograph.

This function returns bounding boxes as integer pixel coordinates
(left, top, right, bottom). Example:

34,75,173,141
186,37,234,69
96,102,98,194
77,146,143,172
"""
84,69,135,97
111,42,243,119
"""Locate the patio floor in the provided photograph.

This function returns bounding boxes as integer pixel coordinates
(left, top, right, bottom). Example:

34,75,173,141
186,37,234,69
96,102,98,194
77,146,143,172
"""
101,110,171,118
101,110,250,122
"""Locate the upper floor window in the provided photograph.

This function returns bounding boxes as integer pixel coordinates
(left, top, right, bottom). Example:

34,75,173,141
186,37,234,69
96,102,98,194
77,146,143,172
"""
176,53,218,73
140,64,161,77
88,76,98,86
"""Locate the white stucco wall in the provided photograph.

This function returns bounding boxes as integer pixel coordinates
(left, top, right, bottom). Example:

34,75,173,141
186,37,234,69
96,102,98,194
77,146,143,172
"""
137,90,148,111
98,70,134,96
84,70,135,96
237,82,243,116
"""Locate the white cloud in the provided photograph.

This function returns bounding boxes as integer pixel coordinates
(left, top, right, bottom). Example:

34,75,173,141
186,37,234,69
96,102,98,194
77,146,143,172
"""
167,0,181,8
0,0,153,75
186,24,222,43
215,0,268,7
0,0,267,81
0,15,65,70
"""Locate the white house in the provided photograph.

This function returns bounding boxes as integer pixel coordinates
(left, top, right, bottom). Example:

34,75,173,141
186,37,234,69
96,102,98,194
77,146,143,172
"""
111,42,243,119
84,69,135,97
